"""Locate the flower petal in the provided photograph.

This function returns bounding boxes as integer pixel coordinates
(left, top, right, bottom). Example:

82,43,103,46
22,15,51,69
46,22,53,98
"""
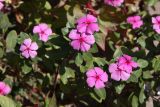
86,69,96,77
69,29,80,40
77,23,87,33
22,50,30,58
94,67,104,75
111,70,121,81
30,42,38,50
109,63,118,73
100,72,108,82
23,38,32,47
80,42,91,52
87,23,99,34
87,77,96,88
2,85,11,95
33,26,41,33
20,45,27,51
95,80,105,89
70,40,81,51
121,71,130,81
83,33,95,45
29,50,37,58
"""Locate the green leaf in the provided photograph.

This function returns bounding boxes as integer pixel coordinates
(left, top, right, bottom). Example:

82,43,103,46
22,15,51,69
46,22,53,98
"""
152,57,160,72
90,88,106,103
143,71,153,79
6,30,17,52
80,65,87,73
132,95,139,107
113,47,122,58
0,96,16,107
139,86,146,104
94,88,106,100
61,28,69,36
133,69,142,78
61,67,75,84
75,53,83,67
0,12,12,30
44,1,52,10
137,59,148,68
21,64,32,74
94,57,107,66
114,32,120,38
115,84,125,94
147,0,158,6
0,47,4,58
45,95,57,107
82,53,93,62
127,73,138,83
137,36,146,48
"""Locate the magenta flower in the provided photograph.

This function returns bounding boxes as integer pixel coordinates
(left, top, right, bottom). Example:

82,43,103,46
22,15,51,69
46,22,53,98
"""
0,0,4,10
109,63,131,81
127,16,143,29
33,23,52,42
20,38,38,59
76,14,99,34
117,54,138,73
69,29,95,52
0,82,11,95
152,16,160,34
104,0,124,7
86,67,108,89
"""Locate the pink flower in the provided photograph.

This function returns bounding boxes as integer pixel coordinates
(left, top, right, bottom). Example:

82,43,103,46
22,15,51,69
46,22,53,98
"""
109,63,131,81
20,38,38,59
69,29,95,52
127,16,143,29
33,23,52,42
0,0,4,10
152,16,160,34
104,0,124,7
76,14,99,34
86,67,108,89
0,82,11,95
118,54,138,73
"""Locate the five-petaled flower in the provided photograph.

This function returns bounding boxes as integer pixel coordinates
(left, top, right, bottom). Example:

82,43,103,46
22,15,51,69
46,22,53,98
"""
69,29,95,52
127,16,143,29
86,67,108,89
109,54,138,81
109,63,131,81
76,14,99,34
152,16,160,34
33,23,52,42
0,82,11,95
118,54,138,73
20,38,38,59
104,0,124,7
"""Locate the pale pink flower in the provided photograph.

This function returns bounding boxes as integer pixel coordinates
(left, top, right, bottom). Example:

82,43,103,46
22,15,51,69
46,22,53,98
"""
117,54,138,73
109,63,130,81
76,14,99,34
33,23,52,42
69,29,95,52
20,38,38,59
127,16,143,29
0,0,4,10
0,82,11,95
86,67,108,89
152,16,160,34
104,0,124,7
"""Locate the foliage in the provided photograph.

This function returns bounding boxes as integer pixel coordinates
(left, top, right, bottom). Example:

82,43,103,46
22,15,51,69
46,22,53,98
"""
0,0,160,107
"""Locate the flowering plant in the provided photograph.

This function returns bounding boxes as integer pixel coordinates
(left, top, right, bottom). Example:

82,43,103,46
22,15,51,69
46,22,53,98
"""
0,0,160,107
